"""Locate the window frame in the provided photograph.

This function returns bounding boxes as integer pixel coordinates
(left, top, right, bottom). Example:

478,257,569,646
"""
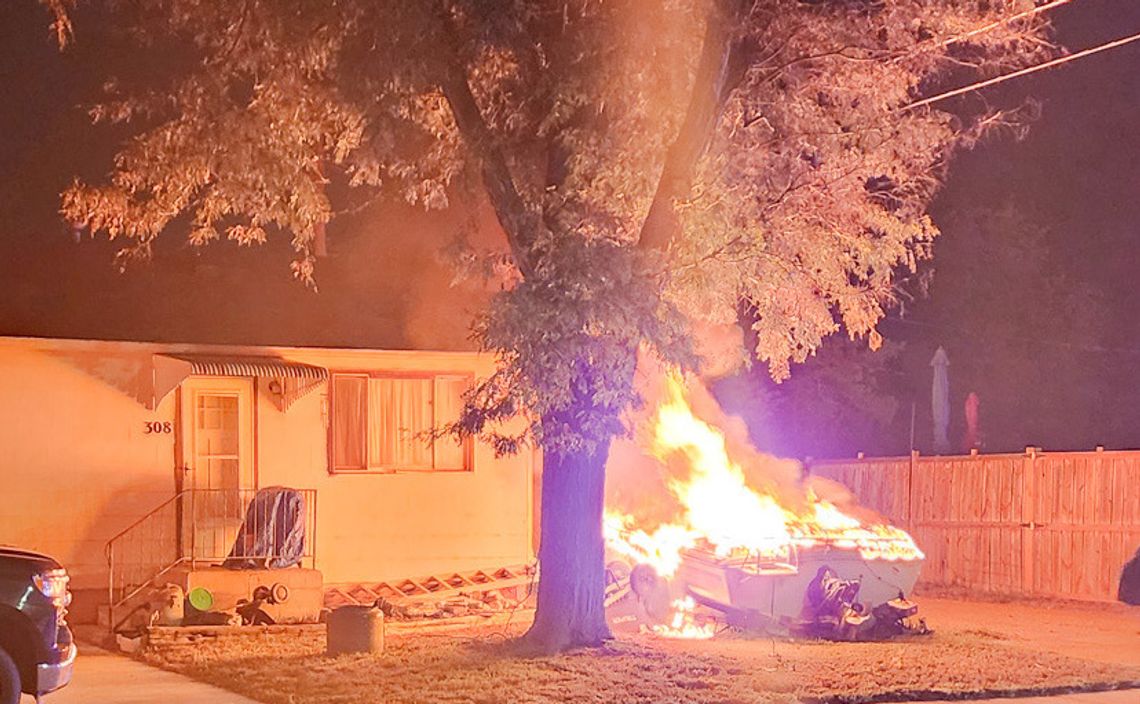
327,370,474,475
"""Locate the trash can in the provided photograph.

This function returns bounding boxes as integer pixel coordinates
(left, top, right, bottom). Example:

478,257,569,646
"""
326,605,385,655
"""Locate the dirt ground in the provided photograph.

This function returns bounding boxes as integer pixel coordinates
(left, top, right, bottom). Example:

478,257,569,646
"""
143,597,1140,704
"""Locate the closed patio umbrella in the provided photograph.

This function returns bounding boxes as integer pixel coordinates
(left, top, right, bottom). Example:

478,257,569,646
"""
963,391,980,451
931,347,950,454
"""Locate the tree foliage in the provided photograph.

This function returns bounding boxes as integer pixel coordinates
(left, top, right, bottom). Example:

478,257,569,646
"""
45,0,1053,457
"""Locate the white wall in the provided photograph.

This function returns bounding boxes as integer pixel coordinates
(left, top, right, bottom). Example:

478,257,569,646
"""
0,338,534,597
255,349,535,584
0,343,177,591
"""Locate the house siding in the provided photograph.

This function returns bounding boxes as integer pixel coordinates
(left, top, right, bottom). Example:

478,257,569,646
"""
252,349,534,585
0,343,177,592
0,337,534,614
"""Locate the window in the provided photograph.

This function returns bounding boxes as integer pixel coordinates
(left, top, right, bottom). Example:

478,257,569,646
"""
330,372,472,473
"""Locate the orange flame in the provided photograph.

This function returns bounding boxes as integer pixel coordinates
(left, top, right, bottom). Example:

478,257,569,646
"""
651,596,716,640
606,373,922,585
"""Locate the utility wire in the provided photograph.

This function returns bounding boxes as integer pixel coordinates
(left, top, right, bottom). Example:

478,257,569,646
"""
750,3,1108,148
899,0,1078,59
904,29,1140,111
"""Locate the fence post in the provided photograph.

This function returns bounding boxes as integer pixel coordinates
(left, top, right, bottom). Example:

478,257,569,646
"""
1021,446,1037,594
906,450,918,534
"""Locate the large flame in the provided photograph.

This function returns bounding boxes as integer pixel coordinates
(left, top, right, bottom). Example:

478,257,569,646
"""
605,374,923,585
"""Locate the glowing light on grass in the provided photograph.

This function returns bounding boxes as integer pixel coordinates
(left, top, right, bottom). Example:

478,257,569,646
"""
651,596,715,640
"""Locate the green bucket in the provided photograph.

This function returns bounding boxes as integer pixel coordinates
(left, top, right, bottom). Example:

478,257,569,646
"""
188,587,214,612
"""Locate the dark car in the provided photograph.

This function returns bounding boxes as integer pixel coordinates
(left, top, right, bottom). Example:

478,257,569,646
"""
0,547,76,704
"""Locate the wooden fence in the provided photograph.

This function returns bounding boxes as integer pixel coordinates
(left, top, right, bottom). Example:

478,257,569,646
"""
812,449,1140,602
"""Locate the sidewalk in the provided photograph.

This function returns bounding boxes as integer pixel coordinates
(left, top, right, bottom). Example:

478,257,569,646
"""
26,644,260,704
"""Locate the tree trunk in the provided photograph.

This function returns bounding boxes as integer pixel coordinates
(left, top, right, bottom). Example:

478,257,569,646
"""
520,426,613,653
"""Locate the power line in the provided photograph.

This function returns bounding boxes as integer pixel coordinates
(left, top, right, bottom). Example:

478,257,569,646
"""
904,29,1140,111
905,0,1078,58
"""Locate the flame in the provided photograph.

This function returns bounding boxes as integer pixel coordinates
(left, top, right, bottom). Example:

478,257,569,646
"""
651,596,716,640
605,373,923,622
603,512,697,578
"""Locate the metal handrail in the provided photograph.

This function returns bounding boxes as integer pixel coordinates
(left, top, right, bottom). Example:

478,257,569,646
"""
105,490,190,561
105,487,318,631
108,557,192,631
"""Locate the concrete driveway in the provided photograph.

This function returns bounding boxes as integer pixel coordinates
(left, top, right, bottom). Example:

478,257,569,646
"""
25,644,259,704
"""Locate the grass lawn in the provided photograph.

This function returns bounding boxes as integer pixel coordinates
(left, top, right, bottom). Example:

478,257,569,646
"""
142,597,1140,704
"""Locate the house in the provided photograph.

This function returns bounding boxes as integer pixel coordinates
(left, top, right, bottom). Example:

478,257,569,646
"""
0,335,537,623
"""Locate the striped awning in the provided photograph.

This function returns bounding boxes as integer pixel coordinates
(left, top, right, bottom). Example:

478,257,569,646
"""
164,355,328,381
149,354,328,410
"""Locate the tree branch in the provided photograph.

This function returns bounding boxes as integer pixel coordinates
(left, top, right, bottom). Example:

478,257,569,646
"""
432,5,541,278
637,0,755,253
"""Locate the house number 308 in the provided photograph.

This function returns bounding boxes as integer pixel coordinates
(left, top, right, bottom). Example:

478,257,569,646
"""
144,421,173,434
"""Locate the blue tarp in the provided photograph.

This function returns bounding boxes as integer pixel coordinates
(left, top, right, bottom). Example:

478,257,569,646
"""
224,487,306,570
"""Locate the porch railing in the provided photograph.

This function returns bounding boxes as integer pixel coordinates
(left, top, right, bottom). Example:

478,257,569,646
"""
106,488,317,628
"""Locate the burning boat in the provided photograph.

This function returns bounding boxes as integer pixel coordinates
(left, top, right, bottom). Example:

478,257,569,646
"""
603,373,925,640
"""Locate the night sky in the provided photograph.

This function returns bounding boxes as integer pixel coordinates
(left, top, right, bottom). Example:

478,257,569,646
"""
883,0,1140,457
2,1,1139,458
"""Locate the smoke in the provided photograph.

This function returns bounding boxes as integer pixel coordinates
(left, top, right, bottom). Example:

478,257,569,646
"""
802,475,891,528
689,319,747,380
338,193,510,352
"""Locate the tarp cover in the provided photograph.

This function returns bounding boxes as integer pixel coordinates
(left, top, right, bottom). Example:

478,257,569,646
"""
224,487,306,570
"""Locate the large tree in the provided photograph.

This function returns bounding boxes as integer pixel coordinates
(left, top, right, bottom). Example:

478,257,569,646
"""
44,0,1050,652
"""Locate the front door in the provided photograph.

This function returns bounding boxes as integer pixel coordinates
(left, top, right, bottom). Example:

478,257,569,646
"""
179,377,255,563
